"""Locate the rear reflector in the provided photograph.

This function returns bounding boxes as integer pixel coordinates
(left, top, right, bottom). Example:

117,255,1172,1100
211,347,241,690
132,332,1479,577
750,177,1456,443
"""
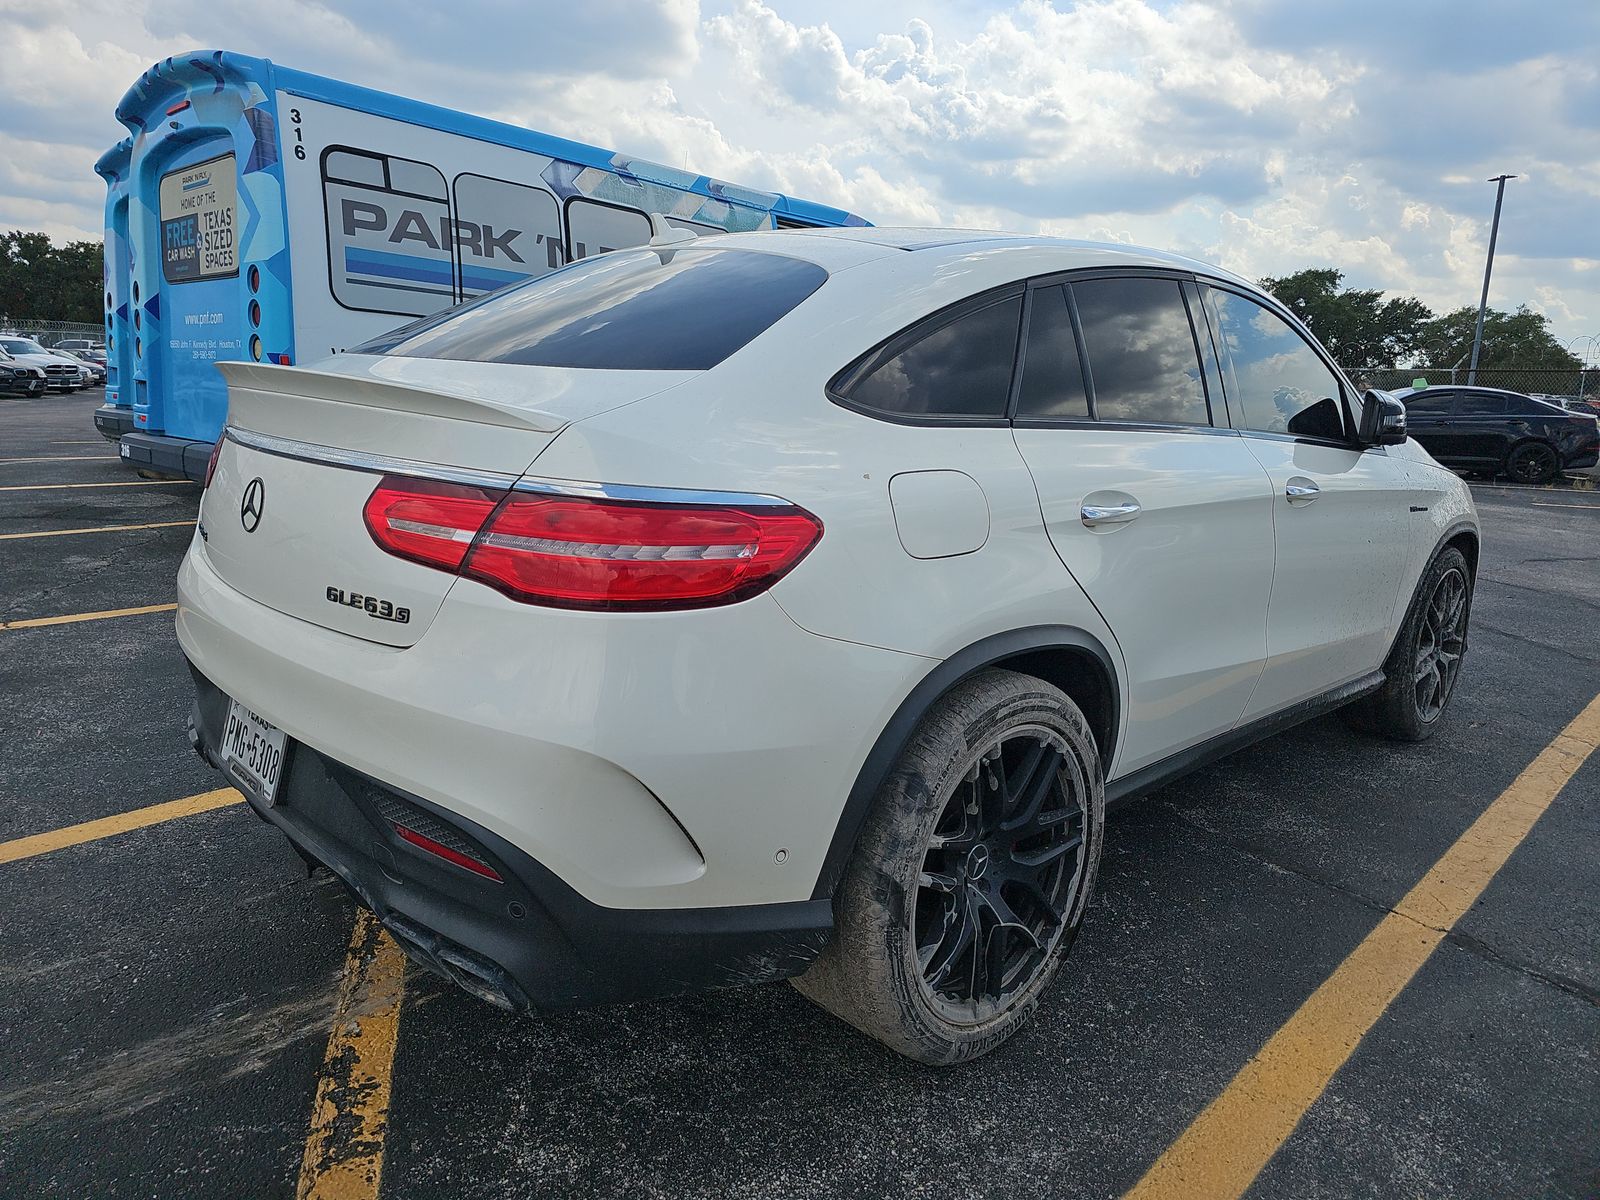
393,822,503,882
362,474,822,611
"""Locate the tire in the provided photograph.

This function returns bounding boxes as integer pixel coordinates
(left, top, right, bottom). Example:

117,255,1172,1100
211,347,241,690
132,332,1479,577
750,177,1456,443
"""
794,668,1104,1065
1344,546,1471,742
1505,441,1559,485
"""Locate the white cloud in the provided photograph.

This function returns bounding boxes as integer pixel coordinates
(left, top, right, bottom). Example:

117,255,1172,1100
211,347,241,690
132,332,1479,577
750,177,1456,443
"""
0,0,1595,342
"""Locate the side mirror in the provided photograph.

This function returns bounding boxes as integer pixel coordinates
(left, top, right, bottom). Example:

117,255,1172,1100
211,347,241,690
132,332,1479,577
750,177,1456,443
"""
1358,390,1408,446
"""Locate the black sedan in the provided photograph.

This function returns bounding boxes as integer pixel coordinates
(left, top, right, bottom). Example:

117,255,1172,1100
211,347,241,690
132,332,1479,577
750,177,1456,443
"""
1396,386,1600,484
0,353,47,396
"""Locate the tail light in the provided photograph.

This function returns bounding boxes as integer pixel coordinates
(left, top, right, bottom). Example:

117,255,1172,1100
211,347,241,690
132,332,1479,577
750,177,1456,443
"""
202,437,224,488
362,477,503,572
363,474,822,611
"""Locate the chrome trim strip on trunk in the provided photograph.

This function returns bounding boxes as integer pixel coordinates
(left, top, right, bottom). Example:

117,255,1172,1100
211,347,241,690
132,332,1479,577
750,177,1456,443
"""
511,475,792,508
222,426,796,509
223,426,519,491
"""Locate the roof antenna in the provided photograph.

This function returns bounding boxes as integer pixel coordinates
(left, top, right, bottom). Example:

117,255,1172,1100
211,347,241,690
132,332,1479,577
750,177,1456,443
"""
648,213,697,250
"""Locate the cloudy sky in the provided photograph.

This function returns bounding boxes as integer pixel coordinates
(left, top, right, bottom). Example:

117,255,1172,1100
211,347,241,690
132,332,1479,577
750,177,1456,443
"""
2,0,1597,347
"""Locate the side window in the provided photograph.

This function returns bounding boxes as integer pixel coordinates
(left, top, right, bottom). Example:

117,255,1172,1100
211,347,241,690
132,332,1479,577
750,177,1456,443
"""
1015,285,1090,420
1457,393,1508,415
451,174,564,298
1207,288,1349,440
1403,391,1454,415
1072,277,1209,425
566,198,651,261
322,147,453,318
834,293,1023,421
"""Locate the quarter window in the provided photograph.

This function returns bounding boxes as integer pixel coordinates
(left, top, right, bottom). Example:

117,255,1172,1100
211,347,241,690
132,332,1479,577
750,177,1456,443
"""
835,294,1023,420
1072,277,1209,425
1207,288,1349,440
1015,285,1090,420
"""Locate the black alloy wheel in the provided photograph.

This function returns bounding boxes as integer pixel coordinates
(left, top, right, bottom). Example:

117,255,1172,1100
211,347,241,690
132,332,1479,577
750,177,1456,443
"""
1506,441,1559,485
915,729,1089,1022
1414,565,1468,723
793,669,1104,1064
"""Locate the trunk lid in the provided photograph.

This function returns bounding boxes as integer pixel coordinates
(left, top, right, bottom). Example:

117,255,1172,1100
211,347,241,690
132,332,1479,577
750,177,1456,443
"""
199,355,691,646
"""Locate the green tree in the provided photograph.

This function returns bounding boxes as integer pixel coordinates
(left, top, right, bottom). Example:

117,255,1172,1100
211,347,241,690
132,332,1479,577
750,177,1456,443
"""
1418,304,1582,372
0,230,103,323
1260,268,1433,371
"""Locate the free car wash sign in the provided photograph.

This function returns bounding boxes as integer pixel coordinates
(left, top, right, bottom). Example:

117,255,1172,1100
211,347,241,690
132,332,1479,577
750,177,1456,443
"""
160,154,239,283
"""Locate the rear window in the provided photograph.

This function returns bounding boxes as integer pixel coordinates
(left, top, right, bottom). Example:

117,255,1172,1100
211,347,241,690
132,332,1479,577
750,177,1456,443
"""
354,247,827,371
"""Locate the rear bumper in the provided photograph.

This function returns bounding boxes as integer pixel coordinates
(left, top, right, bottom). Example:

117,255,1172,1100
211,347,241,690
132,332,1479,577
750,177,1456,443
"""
187,662,833,1011
176,532,926,911
94,403,136,440
119,430,214,479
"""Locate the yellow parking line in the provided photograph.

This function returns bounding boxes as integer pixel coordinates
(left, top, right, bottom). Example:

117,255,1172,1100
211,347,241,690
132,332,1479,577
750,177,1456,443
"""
0,520,194,542
0,788,243,865
1,602,177,631
0,480,194,492
1124,691,1600,1200
0,455,117,464
297,910,408,1200
50,440,110,445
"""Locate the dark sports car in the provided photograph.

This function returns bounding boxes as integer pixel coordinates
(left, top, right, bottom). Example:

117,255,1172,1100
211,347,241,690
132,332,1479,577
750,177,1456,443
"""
1396,386,1600,484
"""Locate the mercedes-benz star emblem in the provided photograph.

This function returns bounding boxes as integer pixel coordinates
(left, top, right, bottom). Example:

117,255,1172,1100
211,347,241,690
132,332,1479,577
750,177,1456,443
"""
240,477,266,533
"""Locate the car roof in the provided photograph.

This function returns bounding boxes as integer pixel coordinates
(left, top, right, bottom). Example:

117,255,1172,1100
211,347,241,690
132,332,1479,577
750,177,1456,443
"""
704,226,1256,290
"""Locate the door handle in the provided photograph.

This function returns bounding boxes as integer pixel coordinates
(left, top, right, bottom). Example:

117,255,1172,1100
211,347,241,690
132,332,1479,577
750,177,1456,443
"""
1285,477,1320,505
1080,500,1142,527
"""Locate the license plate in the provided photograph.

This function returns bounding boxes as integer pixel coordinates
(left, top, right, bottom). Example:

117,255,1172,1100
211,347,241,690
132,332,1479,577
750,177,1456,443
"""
220,698,288,804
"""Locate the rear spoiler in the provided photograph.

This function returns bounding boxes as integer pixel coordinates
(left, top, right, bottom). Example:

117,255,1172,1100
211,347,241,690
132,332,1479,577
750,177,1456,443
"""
215,361,563,432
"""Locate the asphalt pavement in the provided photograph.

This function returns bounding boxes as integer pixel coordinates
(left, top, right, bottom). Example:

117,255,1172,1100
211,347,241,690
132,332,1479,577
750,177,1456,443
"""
1,393,1595,1199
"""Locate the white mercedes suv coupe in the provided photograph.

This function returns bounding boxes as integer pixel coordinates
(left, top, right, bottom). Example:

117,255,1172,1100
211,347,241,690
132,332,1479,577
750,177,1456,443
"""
179,227,1477,1064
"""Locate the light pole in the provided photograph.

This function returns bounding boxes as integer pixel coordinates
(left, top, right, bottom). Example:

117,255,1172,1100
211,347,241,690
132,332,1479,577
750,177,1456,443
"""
1468,173,1516,386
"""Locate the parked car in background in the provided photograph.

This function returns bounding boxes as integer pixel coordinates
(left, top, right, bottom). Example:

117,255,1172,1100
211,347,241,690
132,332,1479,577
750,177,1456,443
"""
179,227,1479,1064
1534,392,1600,421
1396,386,1600,484
54,338,108,367
0,336,90,392
0,349,48,396
56,348,107,386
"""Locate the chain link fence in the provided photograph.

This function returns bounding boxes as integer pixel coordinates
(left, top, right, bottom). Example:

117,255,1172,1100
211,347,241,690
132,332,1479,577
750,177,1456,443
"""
1346,365,1600,405
0,318,104,347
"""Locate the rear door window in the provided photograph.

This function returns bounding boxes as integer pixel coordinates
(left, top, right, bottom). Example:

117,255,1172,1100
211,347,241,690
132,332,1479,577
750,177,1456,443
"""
831,292,1023,421
1072,277,1209,425
1457,393,1508,415
1402,391,1455,415
355,247,826,371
